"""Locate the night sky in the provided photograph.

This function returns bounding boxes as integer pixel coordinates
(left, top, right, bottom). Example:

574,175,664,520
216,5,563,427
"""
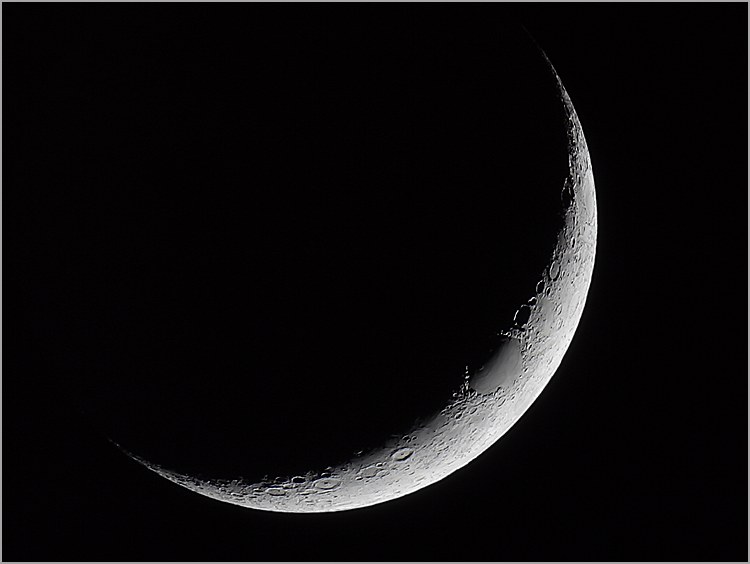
5,4,747,561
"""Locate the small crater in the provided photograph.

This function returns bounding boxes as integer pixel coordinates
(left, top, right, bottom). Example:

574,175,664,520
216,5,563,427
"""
391,447,414,461
549,261,561,281
267,487,285,496
313,477,342,490
291,476,306,484
359,465,379,478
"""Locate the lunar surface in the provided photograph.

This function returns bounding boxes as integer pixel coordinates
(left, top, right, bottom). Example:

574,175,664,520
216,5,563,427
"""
121,50,598,513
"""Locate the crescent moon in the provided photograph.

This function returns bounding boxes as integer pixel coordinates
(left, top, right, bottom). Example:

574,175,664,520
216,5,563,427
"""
120,48,597,513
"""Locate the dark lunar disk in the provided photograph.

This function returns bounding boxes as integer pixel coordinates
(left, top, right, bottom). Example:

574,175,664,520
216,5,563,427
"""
35,15,570,483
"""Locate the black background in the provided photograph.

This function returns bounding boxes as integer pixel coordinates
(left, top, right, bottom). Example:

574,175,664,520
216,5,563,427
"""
4,3,748,562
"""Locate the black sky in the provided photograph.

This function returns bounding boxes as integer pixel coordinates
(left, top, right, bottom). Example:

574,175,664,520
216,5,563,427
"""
4,4,748,562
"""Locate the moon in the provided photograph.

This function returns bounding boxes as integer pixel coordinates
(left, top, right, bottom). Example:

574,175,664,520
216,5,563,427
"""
119,47,597,513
